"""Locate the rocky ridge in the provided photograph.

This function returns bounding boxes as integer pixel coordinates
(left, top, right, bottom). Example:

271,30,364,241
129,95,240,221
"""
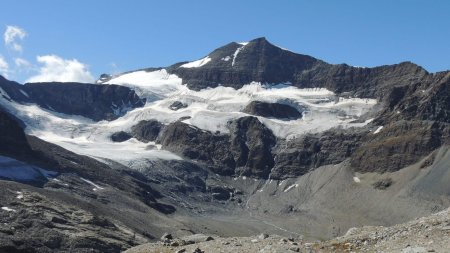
0,76,145,121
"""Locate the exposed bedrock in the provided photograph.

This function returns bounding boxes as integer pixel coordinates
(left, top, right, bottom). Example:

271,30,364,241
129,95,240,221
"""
0,76,146,121
242,100,302,120
271,127,368,179
131,120,164,142
158,116,276,178
351,120,450,173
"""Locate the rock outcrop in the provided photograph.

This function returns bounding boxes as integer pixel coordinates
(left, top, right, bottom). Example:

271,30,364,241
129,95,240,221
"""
158,116,276,178
111,131,132,142
272,127,367,179
0,76,146,121
158,121,235,175
350,120,450,173
242,101,302,120
131,120,164,142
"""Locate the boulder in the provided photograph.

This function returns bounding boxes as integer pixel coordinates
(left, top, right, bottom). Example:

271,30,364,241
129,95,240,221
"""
0,78,146,121
161,233,173,241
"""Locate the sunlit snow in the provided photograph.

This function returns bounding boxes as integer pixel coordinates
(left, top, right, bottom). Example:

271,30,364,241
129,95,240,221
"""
16,191,23,199
283,184,298,193
1,207,16,212
0,68,378,170
179,56,212,68
232,44,246,67
373,126,384,134
80,177,104,191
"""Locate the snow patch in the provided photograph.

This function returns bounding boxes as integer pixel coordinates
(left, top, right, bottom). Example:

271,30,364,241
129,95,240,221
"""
180,56,211,68
221,56,231,61
0,87,11,100
373,126,384,134
19,89,29,98
283,184,298,193
80,177,104,191
364,118,375,124
1,207,16,212
232,44,246,67
353,177,361,183
16,191,23,199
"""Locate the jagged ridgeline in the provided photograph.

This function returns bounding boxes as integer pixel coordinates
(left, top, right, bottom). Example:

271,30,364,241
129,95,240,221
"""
0,37,449,252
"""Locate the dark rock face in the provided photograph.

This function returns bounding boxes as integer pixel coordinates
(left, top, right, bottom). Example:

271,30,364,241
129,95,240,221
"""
0,76,146,121
229,116,276,178
243,101,302,120
131,120,164,142
376,72,450,124
111,131,132,142
350,121,450,173
344,71,450,174
0,106,32,159
158,122,235,175
294,61,427,98
272,127,368,179
158,116,276,178
169,101,188,111
169,37,321,90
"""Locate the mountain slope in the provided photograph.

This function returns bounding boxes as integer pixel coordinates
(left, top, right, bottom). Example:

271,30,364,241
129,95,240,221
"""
0,37,449,252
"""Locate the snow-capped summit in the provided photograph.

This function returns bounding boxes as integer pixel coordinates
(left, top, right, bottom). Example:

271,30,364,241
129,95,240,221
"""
100,37,322,90
169,37,321,90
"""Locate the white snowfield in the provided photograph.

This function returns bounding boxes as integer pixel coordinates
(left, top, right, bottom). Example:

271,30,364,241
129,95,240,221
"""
180,56,211,68
0,68,377,167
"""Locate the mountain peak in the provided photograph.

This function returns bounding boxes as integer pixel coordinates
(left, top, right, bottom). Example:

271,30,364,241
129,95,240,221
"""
248,36,269,43
170,38,321,90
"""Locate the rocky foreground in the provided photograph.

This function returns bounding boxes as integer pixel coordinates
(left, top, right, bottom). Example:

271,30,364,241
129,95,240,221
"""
126,207,450,253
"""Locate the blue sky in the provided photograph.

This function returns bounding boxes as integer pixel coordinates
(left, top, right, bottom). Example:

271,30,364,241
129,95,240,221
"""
0,0,449,83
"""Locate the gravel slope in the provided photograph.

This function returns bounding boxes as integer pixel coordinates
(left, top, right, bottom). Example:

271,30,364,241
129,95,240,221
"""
125,207,450,253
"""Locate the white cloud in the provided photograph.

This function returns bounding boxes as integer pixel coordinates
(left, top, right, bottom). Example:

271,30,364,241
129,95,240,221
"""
4,25,27,52
26,55,95,83
0,55,9,77
14,58,31,67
